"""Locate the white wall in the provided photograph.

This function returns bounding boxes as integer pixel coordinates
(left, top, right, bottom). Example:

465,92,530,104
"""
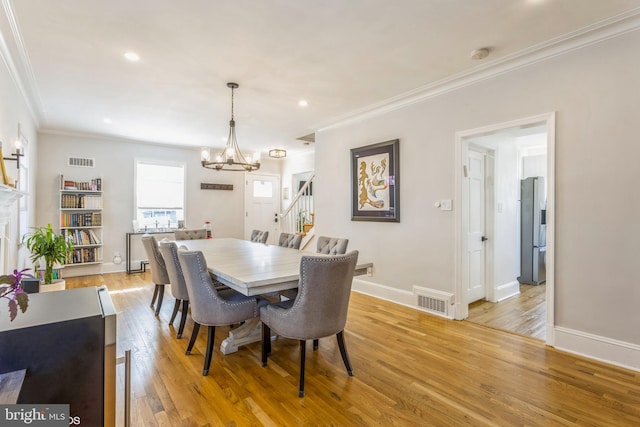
316,31,640,368
0,38,38,273
35,132,280,275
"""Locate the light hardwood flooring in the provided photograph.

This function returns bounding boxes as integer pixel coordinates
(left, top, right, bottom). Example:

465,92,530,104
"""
467,284,547,340
65,273,639,426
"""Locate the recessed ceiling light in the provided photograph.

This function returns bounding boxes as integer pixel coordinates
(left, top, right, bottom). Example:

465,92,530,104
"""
124,51,140,62
103,118,112,124
298,100,308,107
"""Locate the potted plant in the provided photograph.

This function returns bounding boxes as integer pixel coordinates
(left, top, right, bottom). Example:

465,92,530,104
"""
23,224,74,286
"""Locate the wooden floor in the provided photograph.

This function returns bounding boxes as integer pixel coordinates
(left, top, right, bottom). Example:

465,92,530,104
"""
467,284,547,340
66,273,640,426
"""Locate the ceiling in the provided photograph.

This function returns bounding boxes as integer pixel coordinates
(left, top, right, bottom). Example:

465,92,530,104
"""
2,0,639,155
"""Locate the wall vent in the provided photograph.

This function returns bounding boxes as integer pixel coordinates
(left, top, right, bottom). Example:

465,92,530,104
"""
414,286,455,318
67,157,95,168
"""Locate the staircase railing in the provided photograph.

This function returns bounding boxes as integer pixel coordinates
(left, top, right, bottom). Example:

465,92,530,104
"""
280,174,315,237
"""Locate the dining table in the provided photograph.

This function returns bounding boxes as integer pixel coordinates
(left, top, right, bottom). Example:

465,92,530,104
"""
175,237,373,354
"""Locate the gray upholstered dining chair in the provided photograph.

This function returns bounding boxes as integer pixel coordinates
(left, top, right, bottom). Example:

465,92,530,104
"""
158,241,190,338
141,235,170,316
280,235,348,303
250,229,269,244
174,228,207,240
260,250,359,397
278,232,302,250
316,236,349,255
178,249,267,376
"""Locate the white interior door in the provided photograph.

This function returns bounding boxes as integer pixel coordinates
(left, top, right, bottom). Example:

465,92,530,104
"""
467,150,486,303
244,173,280,245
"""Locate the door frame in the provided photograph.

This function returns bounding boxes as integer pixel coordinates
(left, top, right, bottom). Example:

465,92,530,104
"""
454,112,556,346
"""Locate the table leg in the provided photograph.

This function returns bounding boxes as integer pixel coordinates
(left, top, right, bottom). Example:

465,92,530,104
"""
220,318,262,355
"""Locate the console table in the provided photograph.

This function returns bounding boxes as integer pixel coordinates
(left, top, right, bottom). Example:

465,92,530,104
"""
125,230,175,274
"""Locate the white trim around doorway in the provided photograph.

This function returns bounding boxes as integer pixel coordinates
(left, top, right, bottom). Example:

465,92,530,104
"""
454,112,556,346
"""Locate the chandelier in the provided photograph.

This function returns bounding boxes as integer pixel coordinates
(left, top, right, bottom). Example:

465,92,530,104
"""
201,82,260,171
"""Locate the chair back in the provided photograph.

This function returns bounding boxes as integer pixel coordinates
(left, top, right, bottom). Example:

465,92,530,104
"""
278,251,359,339
175,228,207,240
158,241,190,301
178,250,259,325
278,232,302,249
316,236,349,255
141,235,170,285
250,229,269,244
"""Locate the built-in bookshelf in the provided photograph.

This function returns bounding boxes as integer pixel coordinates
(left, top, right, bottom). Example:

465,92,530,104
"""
59,175,103,266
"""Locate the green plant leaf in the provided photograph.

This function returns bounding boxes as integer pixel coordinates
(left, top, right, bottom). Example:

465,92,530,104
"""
0,275,14,285
16,292,28,313
8,299,17,321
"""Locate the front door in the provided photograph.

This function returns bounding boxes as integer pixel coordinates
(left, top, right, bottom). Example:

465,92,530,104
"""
467,149,486,303
244,173,280,245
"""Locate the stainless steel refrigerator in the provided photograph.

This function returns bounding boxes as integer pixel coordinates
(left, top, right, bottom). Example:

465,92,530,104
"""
518,176,546,285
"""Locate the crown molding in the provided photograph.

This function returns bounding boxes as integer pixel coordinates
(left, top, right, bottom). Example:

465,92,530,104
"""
38,127,199,149
315,8,640,133
0,0,42,126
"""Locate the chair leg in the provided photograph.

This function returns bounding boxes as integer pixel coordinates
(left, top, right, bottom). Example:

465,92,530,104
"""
150,284,159,308
313,339,319,350
169,299,180,326
186,322,200,355
298,340,306,397
155,285,165,316
336,331,354,376
177,300,189,339
261,322,271,367
203,326,216,376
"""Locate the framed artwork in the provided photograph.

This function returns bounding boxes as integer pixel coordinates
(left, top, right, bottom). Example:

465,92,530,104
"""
351,139,400,222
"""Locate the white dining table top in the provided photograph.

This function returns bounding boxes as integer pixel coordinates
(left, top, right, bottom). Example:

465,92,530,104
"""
175,237,372,296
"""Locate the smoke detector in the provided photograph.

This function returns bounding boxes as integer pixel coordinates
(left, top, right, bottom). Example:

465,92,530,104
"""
470,48,490,60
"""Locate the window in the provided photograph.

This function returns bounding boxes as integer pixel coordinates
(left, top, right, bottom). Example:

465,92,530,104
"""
135,161,185,230
253,180,273,198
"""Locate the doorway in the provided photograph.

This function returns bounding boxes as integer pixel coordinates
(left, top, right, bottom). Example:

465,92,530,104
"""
455,113,555,344
244,173,281,245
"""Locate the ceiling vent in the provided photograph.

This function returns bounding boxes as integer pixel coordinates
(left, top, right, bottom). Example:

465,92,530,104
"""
296,133,315,144
67,157,95,168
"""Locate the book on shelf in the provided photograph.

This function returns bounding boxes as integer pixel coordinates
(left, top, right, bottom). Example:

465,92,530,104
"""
60,175,102,191
61,194,103,209
60,212,102,227
68,247,101,264
62,229,102,245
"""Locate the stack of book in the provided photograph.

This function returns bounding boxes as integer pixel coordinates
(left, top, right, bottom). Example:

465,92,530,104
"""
60,176,102,191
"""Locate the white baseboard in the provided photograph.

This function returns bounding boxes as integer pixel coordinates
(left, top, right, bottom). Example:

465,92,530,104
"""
352,278,415,305
494,280,520,302
62,262,126,277
352,278,455,319
554,326,640,372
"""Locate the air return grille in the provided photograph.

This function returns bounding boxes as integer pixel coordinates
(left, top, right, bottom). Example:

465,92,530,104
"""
414,287,454,318
67,157,95,168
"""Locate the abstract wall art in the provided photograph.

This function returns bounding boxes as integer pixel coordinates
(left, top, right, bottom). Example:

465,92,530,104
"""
351,139,399,222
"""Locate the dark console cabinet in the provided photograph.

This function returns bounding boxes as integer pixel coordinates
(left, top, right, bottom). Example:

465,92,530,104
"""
0,286,116,426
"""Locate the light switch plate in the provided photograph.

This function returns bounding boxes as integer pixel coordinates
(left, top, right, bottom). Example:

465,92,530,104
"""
440,199,452,211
